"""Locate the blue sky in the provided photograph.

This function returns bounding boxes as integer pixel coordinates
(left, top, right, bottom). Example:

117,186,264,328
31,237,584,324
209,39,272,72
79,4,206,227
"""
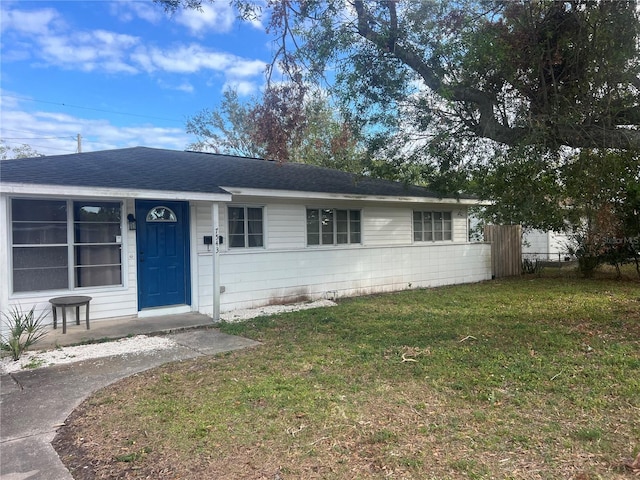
0,0,275,156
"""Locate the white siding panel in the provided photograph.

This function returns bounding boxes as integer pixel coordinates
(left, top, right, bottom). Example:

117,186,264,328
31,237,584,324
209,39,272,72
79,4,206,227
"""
194,201,215,255
197,252,214,312
217,243,492,313
452,208,468,242
125,199,137,293
268,203,305,249
193,200,490,317
523,230,549,257
5,287,139,328
363,206,411,245
193,201,214,314
0,195,9,320
549,232,571,259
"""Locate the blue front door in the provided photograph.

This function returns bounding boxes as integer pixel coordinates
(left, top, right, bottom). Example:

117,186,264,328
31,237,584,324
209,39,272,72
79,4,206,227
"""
136,200,191,310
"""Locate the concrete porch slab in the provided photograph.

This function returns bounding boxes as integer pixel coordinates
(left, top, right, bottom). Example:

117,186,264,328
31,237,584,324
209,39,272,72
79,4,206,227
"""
40,312,215,349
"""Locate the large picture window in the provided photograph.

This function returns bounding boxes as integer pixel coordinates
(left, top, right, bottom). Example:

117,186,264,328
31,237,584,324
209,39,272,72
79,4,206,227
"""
307,208,361,246
11,198,123,293
228,206,264,248
74,202,123,288
413,211,452,242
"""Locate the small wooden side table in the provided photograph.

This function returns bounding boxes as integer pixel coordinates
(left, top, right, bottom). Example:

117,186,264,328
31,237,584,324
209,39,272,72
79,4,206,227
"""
49,296,92,334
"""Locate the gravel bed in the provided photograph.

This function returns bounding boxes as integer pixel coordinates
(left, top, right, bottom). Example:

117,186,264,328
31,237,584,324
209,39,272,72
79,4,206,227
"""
220,299,337,322
0,335,177,375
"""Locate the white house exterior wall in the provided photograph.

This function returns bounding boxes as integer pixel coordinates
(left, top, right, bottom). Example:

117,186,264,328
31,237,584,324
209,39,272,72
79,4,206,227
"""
2,195,489,328
362,206,412,245
211,243,491,313
549,232,571,259
191,201,488,315
267,203,306,249
0,195,8,321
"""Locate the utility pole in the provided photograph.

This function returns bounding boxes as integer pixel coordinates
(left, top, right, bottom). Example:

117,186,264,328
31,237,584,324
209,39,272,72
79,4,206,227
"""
77,134,82,153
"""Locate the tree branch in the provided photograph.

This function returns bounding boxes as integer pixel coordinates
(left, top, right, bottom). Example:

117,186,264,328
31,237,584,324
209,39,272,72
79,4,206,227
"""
352,1,640,150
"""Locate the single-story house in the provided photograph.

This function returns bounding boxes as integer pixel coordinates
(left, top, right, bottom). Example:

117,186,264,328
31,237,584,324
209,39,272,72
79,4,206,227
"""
0,147,492,327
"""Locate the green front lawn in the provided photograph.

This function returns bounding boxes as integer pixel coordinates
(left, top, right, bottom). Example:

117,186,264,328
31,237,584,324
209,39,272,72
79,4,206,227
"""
55,273,640,479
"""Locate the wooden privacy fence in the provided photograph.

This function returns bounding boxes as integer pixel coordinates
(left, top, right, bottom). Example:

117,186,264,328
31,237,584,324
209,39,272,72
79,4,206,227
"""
485,225,522,278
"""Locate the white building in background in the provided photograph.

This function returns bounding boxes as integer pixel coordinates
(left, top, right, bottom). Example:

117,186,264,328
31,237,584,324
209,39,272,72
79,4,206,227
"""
522,229,573,262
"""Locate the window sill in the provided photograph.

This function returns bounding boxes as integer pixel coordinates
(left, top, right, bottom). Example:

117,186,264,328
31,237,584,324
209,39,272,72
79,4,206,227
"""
9,284,127,300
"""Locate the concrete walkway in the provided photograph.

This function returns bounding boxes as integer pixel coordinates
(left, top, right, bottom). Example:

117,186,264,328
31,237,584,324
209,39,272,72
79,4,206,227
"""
0,326,260,480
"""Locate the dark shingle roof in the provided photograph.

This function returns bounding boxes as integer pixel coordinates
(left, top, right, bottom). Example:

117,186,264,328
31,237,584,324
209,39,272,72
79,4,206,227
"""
0,146,452,199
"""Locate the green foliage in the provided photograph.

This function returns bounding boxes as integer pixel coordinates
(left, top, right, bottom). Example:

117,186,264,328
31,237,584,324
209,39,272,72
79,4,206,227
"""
562,149,640,277
250,0,640,150
569,235,602,278
115,446,152,463
473,144,569,230
186,89,262,158
1,305,48,361
0,141,44,159
186,85,366,172
22,357,46,369
521,257,541,275
291,95,366,173
474,146,640,241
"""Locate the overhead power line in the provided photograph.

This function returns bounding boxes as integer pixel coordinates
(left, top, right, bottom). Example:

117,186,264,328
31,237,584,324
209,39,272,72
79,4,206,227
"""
1,94,185,124
0,139,74,153
2,136,73,140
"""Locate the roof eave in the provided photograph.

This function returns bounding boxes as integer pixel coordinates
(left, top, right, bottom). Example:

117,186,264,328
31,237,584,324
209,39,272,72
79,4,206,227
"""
222,187,485,205
0,183,233,202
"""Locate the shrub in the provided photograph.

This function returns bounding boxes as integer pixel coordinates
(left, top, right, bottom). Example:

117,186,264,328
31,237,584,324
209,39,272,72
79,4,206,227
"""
522,257,541,275
1,305,48,361
568,240,599,278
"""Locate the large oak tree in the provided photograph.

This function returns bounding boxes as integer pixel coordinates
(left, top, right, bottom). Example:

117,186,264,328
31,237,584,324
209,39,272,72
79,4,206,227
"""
163,1,638,149
158,0,639,233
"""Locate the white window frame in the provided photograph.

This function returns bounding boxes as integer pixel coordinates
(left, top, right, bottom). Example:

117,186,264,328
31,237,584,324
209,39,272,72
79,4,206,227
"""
227,205,265,249
306,208,362,246
413,210,453,242
10,197,124,293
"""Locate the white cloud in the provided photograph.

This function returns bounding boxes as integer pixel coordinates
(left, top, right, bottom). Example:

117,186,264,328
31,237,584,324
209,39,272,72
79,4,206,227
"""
175,3,235,36
176,82,194,93
9,19,142,74
130,46,156,72
223,79,259,96
110,0,238,34
132,43,266,79
0,7,62,35
226,59,267,78
2,5,266,86
141,44,229,73
158,79,195,93
110,1,163,24
0,94,193,156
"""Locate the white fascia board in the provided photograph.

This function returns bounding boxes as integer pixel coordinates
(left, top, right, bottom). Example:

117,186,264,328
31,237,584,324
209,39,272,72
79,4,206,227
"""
221,186,486,205
0,182,232,202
